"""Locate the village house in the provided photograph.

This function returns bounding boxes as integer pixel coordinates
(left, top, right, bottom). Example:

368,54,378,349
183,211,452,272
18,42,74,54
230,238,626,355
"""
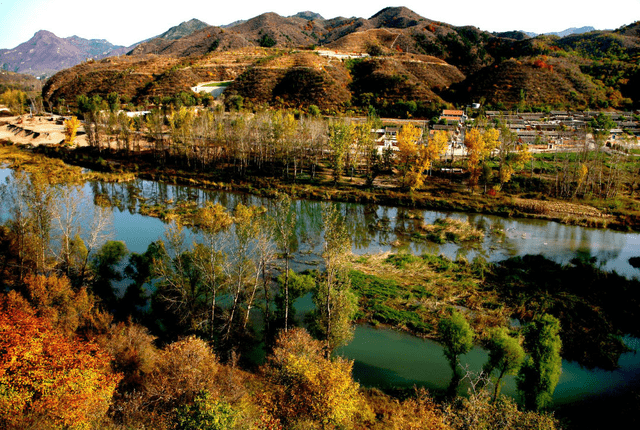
439,109,467,124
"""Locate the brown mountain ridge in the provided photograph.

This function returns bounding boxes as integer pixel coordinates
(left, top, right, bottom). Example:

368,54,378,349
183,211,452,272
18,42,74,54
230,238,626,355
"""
41,8,640,114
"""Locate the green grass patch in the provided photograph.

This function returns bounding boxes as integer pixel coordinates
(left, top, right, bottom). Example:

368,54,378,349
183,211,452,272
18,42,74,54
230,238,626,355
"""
384,253,421,268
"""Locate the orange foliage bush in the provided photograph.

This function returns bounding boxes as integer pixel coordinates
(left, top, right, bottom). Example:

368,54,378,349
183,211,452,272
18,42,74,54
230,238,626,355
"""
0,294,121,429
533,58,553,71
99,321,159,391
143,336,220,409
21,273,99,336
366,388,451,430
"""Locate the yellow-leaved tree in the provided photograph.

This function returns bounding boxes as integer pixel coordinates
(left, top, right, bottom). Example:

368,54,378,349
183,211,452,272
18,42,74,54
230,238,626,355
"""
64,116,81,146
497,127,531,190
0,89,27,115
424,130,449,173
465,128,500,190
261,328,373,429
403,129,450,191
396,123,422,189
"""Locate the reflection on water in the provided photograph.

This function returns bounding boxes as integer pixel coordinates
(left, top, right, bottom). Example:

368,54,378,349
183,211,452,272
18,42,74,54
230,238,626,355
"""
87,175,640,279
3,167,640,411
338,325,640,406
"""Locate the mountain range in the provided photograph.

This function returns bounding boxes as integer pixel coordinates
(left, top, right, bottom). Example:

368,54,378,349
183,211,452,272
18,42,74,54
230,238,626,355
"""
522,26,597,39
1,12,609,80
6,7,637,113
0,30,131,78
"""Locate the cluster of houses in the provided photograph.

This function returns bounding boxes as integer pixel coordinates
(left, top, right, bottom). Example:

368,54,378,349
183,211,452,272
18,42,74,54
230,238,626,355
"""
484,110,640,149
372,109,640,155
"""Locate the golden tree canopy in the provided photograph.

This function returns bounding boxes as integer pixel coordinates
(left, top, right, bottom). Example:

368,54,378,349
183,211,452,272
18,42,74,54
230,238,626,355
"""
0,293,120,429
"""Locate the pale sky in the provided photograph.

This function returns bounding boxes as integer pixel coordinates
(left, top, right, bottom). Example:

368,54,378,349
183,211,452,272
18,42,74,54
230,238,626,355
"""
1,0,639,49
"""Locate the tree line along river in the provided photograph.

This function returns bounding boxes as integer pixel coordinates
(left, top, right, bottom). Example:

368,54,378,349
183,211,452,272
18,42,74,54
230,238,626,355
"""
2,167,640,422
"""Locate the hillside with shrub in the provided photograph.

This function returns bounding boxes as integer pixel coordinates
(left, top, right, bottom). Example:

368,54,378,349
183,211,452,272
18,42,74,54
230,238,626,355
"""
41,8,640,114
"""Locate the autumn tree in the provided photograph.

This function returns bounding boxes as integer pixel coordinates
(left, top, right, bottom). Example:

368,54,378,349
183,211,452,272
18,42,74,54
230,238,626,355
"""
154,222,205,336
464,128,500,191
517,314,562,411
98,320,159,392
444,389,559,430
76,203,114,288
483,327,525,401
4,169,39,279
354,116,383,187
424,129,449,174
64,116,81,146
168,107,196,166
0,89,27,115
244,213,275,332
143,336,220,411
0,294,121,429
395,123,422,188
52,184,86,278
4,169,60,275
496,126,531,190
104,330,248,429
21,273,98,337
438,309,474,385
272,194,297,331
145,108,167,161
277,111,298,180
311,204,357,355
328,120,351,183
261,328,371,429
372,388,451,430
224,203,260,339
405,129,449,191
192,202,232,339
276,269,315,331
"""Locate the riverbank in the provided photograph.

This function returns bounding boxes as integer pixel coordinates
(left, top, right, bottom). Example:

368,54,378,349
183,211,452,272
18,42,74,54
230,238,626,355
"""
11,140,631,232
1,107,635,232
349,251,640,371
1,147,637,429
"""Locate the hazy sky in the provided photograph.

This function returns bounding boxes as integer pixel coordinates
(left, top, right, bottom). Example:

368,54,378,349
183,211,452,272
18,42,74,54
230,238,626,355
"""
1,0,639,49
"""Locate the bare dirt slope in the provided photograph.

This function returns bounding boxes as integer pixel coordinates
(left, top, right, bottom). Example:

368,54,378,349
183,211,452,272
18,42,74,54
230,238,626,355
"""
0,114,87,147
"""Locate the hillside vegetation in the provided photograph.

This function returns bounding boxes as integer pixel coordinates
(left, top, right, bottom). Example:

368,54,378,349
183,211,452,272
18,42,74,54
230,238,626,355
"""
42,8,640,114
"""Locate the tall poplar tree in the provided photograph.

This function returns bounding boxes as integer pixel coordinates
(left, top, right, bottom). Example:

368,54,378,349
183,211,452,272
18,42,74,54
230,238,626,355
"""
517,314,562,411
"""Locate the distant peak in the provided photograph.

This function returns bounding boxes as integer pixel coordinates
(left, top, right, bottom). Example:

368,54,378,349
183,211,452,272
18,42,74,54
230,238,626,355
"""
158,18,210,40
369,6,423,28
520,26,597,38
291,11,324,21
370,6,416,19
184,18,209,26
33,29,57,38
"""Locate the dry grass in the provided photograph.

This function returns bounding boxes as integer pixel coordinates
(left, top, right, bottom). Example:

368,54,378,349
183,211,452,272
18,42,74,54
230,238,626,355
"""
0,143,136,185
415,218,484,244
0,143,83,183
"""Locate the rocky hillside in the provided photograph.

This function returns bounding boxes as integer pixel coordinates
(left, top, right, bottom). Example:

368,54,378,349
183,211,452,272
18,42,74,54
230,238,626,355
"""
42,8,640,113
0,71,41,94
0,30,130,78
127,19,219,56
